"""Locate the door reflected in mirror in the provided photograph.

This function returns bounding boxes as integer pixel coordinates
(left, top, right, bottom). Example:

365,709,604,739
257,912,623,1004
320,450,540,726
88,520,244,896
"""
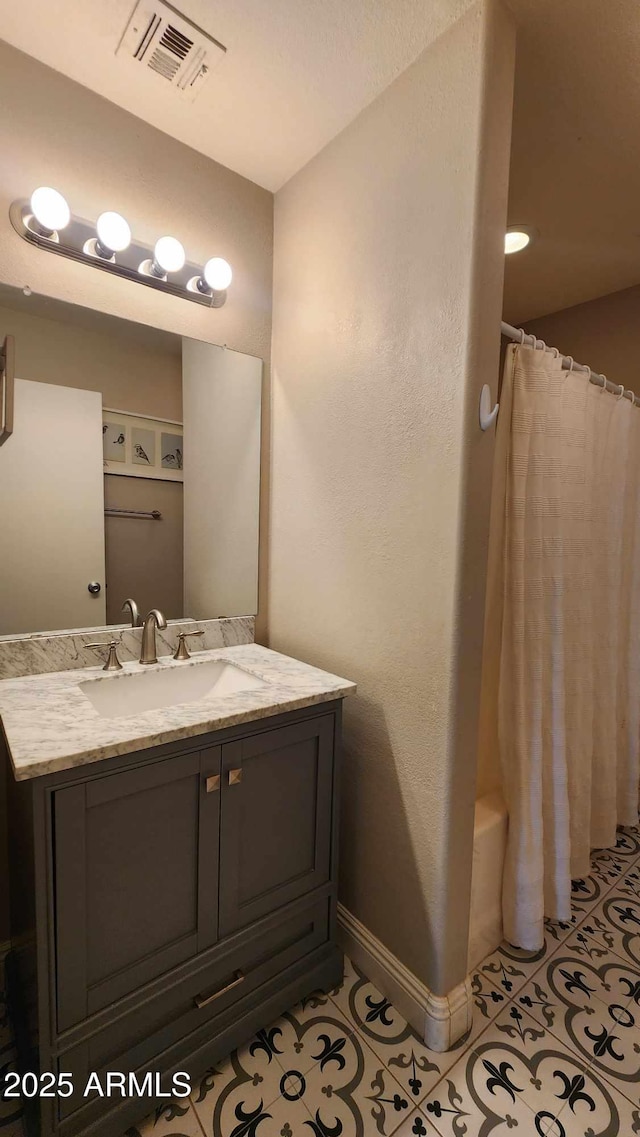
0,285,262,638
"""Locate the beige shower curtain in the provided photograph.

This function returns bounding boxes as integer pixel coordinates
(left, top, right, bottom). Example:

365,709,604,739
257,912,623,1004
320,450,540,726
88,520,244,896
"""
485,342,640,950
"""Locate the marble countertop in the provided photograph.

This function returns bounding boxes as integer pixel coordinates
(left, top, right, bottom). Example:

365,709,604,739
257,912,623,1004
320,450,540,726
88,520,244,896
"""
0,644,356,781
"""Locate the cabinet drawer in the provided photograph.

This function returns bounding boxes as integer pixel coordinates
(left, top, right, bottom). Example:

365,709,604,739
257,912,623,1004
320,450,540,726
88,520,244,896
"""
56,896,330,1124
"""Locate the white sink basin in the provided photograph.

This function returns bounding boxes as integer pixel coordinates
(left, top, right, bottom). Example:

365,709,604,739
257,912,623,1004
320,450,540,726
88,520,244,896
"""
80,659,268,719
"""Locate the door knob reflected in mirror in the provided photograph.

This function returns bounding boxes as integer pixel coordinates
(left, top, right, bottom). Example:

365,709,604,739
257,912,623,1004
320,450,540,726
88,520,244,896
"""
87,582,102,595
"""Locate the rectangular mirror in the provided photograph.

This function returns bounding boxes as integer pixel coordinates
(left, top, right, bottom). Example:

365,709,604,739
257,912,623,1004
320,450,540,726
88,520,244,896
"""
0,284,262,637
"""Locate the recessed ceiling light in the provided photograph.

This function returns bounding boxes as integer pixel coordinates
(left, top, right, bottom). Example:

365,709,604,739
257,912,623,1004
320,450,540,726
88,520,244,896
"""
505,227,535,255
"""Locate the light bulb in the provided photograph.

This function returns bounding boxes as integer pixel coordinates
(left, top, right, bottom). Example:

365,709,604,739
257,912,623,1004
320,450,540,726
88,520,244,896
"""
30,187,70,234
505,229,531,255
153,236,186,276
96,211,131,256
202,257,232,291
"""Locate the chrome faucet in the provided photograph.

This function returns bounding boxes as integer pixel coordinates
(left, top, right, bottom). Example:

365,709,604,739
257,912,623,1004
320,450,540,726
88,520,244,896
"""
122,597,142,628
139,609,167,665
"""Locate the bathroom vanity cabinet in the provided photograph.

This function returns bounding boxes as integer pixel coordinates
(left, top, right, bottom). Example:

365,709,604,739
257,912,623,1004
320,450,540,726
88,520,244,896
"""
5,700,344,1137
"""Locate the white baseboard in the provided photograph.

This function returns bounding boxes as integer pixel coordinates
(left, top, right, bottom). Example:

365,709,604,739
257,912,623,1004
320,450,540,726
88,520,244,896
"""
337,903,473,1053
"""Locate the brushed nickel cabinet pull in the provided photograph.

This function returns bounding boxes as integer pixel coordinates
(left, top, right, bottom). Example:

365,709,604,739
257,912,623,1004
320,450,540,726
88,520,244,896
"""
205,775,220,793
228,768,243,786
194,969,244,1009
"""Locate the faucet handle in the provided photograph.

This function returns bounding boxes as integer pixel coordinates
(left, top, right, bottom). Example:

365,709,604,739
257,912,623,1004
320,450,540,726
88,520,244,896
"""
87,639,123,671
173,630,205,660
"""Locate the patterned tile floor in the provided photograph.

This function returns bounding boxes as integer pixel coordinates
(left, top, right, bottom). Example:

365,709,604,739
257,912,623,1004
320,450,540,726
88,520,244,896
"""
2,822,640,1135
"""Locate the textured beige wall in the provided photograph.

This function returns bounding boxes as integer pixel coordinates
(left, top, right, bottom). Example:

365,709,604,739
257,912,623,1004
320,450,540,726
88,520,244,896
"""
525,285,640,387
0,42,273,945
269,0,515,995
0,43,272,354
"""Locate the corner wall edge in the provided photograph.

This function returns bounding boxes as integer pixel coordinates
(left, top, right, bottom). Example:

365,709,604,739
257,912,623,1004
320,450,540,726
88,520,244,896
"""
337,903,473,1053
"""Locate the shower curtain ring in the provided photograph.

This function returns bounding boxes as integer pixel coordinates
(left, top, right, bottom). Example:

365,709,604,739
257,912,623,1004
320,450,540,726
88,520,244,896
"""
617,383,625,399
566,355,574,373
519,328,526,345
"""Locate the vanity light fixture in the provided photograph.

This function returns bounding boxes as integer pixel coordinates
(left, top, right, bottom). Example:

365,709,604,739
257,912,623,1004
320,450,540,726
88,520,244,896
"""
505,226,535,255
199,257,233,293
10,190,232,309
148,236,186,278
93,211,132,259
28,187,70,239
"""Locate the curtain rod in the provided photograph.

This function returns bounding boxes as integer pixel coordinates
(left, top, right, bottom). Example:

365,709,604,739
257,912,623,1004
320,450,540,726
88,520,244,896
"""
501,320,640,408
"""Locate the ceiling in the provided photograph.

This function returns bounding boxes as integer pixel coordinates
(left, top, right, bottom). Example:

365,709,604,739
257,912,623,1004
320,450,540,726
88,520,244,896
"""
0,0,472,193
0,0,638,321
504,0,640,322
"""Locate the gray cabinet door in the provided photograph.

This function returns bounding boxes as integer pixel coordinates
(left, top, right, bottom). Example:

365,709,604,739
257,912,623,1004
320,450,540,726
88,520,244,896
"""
219,714,334,936
54,746,221,1031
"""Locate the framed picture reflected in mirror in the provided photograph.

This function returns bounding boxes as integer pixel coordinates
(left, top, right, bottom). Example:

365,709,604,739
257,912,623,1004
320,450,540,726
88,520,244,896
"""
102,410,183,482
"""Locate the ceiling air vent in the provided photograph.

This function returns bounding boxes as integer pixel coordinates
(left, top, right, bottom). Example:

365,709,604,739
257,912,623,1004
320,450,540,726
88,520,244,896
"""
116,0,226,102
